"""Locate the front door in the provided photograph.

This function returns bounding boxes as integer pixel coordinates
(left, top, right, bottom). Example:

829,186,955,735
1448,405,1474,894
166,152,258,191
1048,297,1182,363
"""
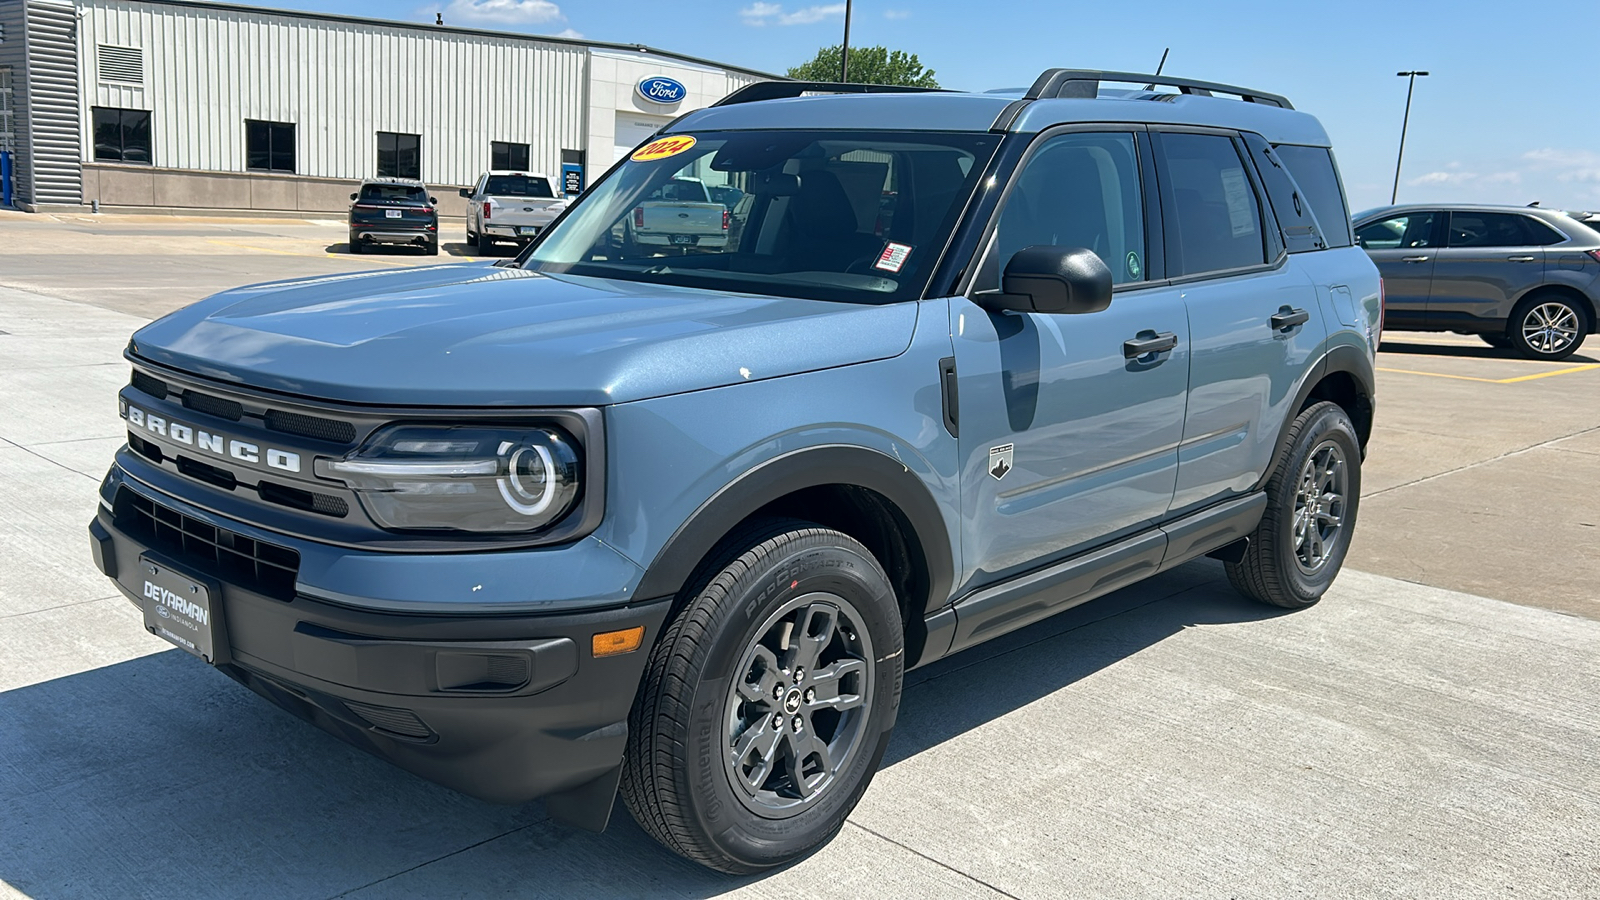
1429,210,1551,328
1355,210,1442,330
952,129,1188,591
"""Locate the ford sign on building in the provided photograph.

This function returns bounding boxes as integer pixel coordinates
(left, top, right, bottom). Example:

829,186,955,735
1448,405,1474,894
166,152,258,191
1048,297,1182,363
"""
637,76,688,105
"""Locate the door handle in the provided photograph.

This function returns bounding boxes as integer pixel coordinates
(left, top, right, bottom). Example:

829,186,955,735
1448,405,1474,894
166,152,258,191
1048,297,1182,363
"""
1123,331,1178,359
1401,255,1431,262
1507,255,1537,262
1271,307,1311,331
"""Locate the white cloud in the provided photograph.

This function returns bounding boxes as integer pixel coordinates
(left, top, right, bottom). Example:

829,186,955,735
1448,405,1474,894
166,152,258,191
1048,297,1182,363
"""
1522,148,1600,184
438,0,564,25
884,8,912,18
741,3,847,26
1407,169,1521,187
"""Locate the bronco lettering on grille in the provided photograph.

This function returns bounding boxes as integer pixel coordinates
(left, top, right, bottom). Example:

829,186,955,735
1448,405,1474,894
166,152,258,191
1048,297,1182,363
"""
122,402,302,473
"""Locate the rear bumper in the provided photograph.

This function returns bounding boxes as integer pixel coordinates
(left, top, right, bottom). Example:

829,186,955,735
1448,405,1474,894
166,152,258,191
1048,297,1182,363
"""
351,228,436,246
88,489,670,806
484,224,548,239
635,233,729,249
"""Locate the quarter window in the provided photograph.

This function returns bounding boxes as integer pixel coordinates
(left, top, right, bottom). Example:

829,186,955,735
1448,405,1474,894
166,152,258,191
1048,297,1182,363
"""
1155,132,1267,276
1274,145,1354,248
985,131,1148,288
245,120,295,173
1518,216,1565,246
92,107,152,164
377,131,421,179
1242,133,1322,254
1448,211,1547,248
491,141,530,171
1355,212,1440,250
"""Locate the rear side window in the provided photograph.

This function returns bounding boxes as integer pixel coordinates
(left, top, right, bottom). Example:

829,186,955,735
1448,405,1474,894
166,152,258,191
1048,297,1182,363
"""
1520,216,1567,246
1274,145,1353,248
1448,211,1549,248
1155,132,1267,276
1356,212,1440,249
1242,133,1323,253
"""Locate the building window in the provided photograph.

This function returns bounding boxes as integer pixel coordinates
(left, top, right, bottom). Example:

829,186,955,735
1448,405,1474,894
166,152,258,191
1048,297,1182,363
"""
246,120,295,173
377,131,421,179
92,107,152,164
491,141,530,171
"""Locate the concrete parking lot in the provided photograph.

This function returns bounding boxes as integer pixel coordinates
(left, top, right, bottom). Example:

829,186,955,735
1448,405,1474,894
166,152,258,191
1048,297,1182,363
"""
1,210,1597,898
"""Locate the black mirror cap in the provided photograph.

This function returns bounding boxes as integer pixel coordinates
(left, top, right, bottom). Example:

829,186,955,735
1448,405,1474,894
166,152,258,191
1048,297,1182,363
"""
349,192,359,201
430,197,438,205
998,246,1113,315
458,187,471,198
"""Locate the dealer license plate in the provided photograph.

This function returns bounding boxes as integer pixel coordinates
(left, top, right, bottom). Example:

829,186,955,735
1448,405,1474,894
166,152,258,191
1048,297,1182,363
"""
517,226,541,236
671,234,697,245
385,209,402,218
136,556,227,664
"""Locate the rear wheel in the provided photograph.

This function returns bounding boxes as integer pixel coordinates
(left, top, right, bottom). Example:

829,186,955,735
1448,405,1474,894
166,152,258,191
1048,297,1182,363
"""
348,237,363,254
1509,294,1587,360
1227,401,1361,609
424,240,439,256
621,521,902,874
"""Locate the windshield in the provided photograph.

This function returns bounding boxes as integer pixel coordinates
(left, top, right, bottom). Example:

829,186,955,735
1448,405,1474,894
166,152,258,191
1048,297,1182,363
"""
360,184,428,204
522,130,999,304
485,175,555,198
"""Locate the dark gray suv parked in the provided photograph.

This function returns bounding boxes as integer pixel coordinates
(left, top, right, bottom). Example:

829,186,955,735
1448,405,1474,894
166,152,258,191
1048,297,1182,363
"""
1354,204,1600,359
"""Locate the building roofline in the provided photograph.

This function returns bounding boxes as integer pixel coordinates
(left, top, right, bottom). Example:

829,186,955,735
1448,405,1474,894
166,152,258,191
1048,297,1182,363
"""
89,0,784,81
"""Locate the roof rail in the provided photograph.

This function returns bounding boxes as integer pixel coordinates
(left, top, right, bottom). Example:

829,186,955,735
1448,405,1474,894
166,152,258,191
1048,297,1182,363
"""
713,81,947,107
1025,69,1293,110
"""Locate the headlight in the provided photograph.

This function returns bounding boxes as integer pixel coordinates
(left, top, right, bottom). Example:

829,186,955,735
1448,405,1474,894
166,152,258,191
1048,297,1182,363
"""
317,424,581,533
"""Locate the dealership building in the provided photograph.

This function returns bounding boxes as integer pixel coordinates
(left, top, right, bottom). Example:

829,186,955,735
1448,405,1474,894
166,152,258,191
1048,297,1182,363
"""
0,0,776,214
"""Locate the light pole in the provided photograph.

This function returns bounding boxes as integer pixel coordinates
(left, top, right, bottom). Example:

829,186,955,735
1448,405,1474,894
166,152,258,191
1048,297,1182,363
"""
1391,70,1429,205
840,0,853,83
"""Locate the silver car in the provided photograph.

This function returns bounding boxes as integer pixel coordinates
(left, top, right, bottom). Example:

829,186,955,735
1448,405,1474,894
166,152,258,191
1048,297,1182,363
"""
1354,204,1600,359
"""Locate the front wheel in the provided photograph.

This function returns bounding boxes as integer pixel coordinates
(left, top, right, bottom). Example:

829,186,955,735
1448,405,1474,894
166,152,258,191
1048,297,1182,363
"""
621,522,903,874
1509,294,1587,360
1227,401,1362,608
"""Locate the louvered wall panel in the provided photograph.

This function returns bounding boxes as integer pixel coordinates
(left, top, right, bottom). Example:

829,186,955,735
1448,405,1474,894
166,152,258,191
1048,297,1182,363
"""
0,1,28,204
25,0,82,204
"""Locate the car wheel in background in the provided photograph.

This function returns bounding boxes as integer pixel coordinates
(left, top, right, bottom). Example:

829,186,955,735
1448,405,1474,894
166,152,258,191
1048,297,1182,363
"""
1226,401,1361,609
1509,293,1588,361
467,228,480,250
425,240,439,256
348,237,363,254
621,521,902,874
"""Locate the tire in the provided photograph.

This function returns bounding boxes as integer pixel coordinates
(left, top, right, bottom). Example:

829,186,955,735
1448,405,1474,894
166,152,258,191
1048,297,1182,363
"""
348,237,363,254
467,227,480,250
1226,401,1362,609
1509,293,1588,361
1479,333,1512,349
621,520,903,874
424,240,439,256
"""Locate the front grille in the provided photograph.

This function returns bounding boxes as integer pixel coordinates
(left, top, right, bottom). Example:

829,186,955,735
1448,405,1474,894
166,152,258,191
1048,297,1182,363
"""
116,488,299,600
343,701,434,740
265,409,356,445
176,456,238,491
131,370,169,399
128,433,164,463
182,390,243,421
259,480,349,518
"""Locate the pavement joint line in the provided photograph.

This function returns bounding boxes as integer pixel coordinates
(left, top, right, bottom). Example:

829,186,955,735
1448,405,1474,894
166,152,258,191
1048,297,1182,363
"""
843,820,1022,898
0,440,110,481
323,823,542,899
1364,421,1600,499
0,595,121,621
1376,363,1600,384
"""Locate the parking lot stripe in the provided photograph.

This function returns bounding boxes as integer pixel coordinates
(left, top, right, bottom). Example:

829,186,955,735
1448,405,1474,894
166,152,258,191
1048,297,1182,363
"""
1494,363,1600,383
1377,363,1600,384
1376,367,1502,383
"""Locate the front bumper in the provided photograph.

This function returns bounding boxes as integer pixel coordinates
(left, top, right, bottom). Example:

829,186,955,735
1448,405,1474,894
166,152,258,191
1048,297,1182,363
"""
89,476,670,806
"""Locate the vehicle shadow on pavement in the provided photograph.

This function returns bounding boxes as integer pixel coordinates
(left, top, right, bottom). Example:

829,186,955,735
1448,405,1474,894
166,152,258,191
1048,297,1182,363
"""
1378,339,1598,364
0,561,1280,899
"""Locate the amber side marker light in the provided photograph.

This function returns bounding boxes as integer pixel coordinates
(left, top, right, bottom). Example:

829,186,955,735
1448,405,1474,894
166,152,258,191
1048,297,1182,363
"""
592,626,645,658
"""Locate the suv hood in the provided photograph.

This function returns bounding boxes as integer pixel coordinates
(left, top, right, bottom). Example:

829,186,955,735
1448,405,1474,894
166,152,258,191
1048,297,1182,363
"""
129,264,918,406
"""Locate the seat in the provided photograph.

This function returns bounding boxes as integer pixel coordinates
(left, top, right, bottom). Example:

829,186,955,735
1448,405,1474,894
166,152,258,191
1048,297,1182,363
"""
787,170,884,271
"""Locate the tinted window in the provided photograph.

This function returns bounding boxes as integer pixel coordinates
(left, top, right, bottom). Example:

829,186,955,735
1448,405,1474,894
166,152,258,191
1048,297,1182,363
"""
377,131,421,179
1355,212,1439,249
359,183,428,204
92,107,151,164
246,120,295,173
483,174,553,198
491,141,530,171
1520,216,1566,246
1448,212,1543,248
527,130,997,305
1156,132,1266,276
985,132,1147,287
1274,145,1353,248
1242,133,1322,253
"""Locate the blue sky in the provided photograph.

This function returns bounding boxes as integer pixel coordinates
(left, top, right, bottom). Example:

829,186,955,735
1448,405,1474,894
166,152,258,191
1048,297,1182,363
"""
254,0,1599,213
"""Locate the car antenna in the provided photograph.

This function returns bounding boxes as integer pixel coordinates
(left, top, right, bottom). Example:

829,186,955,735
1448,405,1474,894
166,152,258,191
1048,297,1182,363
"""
1144,48,1169,91
1527,201,1540,207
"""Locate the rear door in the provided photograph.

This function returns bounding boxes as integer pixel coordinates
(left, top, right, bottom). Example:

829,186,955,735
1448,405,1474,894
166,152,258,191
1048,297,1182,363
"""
1429,211,1553,327
1355,210,1442,329
1153,129,1326,512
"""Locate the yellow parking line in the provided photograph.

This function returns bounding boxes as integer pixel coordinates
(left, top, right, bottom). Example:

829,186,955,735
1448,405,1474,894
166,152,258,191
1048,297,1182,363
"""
1377,363,1600,384
207,239,303,256
322,252,415,267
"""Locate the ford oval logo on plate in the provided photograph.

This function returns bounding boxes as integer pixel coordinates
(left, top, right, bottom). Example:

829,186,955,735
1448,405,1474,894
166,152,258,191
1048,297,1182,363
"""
638,76,687,105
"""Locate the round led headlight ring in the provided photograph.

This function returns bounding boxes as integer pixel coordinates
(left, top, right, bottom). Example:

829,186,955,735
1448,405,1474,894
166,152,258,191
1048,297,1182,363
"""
497,440,558,516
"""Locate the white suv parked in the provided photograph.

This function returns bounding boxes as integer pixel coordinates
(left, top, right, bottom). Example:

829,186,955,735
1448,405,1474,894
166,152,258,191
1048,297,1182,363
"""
460,171,571,252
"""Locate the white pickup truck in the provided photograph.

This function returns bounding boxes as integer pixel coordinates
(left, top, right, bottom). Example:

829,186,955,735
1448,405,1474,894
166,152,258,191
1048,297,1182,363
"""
460,172,570,251
625,177,730,252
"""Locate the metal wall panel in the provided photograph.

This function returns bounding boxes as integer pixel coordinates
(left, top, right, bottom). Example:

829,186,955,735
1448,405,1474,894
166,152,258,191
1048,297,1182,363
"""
0,0,28,204
79,0,588,186
24,0,81,204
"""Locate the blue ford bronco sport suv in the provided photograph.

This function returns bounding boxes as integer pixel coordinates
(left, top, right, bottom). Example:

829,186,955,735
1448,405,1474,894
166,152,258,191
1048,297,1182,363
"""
90,71,1380,873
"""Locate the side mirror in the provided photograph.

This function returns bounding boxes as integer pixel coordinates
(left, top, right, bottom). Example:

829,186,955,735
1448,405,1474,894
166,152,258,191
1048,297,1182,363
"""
429,197,438,205
981,246,1113,315
458,187,471,198
349,192,358,201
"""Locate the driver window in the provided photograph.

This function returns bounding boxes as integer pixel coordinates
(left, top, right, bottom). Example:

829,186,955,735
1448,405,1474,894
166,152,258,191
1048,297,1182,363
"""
982,132,1147,290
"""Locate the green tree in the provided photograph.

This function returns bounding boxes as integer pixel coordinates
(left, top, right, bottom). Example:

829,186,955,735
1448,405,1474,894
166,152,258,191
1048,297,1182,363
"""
787,45,939,88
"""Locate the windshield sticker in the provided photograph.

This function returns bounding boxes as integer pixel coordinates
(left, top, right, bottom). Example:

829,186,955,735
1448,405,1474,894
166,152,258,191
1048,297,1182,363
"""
1126,251,1142,280
1220,168,1256,238
874,242,913,273
631,135,697,162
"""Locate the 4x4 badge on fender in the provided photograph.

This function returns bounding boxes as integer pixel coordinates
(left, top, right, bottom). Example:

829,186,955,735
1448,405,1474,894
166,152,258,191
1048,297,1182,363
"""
989,444,1014,480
